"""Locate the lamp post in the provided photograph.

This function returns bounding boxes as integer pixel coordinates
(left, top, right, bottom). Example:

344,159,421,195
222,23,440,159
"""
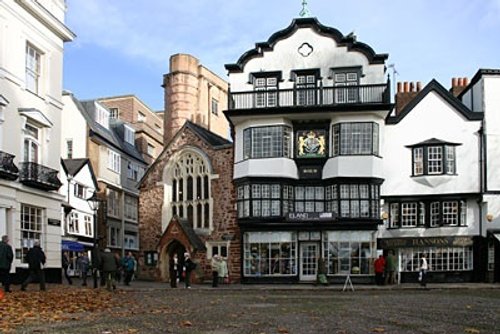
87,192,101,289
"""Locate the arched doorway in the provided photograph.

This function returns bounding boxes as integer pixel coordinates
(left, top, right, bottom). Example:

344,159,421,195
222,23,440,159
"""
163,240,186,282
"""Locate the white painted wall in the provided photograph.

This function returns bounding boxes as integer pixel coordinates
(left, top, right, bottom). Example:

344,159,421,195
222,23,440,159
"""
382,91,481,196
229,27,385,92
483,76,500,191
61,94,88,159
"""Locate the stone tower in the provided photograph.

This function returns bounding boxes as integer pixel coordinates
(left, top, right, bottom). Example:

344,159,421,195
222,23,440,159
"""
162,54,229,143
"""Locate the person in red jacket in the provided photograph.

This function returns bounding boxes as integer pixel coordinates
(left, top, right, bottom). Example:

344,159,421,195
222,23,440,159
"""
374,254,386,285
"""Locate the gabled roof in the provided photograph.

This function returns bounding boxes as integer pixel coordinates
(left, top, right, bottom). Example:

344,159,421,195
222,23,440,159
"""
61,158,99,190
458,68,500,99
139,121,233,187
177,218,206,251
405,138,462,148
225,17,388,73
185,121,232,149
386,79,484,125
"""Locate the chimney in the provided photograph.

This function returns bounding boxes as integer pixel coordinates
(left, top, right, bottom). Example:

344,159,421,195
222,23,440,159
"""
395,81,422,115
450,77,469,97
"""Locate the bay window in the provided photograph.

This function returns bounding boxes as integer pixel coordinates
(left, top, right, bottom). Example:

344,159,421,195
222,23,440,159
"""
243,126,292,159
408,140,459,176
332,122,379,156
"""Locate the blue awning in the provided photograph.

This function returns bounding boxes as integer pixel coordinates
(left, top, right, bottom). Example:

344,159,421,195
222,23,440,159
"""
61,240,85,252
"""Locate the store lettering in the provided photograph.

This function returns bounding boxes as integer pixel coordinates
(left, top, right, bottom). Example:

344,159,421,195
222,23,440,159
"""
412,238,449,247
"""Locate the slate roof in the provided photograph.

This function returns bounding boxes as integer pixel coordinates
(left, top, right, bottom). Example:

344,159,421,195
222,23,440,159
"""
75,98,145,163
177,218,206,251
61,158,99,190
405,138,461,148
185,121,232,148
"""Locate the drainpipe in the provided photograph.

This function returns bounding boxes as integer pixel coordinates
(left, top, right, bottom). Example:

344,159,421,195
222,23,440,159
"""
207,82,213,132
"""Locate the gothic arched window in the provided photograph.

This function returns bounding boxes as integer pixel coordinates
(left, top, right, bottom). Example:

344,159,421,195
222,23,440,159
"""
170,151,212,229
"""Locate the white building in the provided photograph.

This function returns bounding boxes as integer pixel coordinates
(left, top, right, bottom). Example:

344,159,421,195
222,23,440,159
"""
60,158,98,266
225,16,391,283
0,0,74,282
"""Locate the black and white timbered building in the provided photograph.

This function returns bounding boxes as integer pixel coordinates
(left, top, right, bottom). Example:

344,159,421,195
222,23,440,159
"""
224,17,391,283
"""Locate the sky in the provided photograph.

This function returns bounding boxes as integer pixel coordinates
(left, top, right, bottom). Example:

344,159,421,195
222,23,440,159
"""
63,0,500,112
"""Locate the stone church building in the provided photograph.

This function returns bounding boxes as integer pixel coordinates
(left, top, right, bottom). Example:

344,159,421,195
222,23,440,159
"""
138,54,240,283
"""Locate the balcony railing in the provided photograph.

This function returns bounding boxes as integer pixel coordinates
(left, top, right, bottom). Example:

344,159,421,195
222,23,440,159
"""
0,151,19,180
229,83,390,110
19,162,62,191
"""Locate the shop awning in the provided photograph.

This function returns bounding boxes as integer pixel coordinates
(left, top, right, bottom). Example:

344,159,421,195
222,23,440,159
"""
61,240,85,252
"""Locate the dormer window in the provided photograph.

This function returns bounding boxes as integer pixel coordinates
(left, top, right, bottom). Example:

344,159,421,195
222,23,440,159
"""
407,139,460,176
292,69,320,106
124,125,135,145
95,104,110,129
251,72,281,108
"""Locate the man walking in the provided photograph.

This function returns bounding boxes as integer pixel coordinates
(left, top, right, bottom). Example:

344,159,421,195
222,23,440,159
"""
21,241,46,291
122,252,135,286
0,235,14,293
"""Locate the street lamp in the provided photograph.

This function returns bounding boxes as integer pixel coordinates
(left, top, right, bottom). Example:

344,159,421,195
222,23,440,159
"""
87,192,102,288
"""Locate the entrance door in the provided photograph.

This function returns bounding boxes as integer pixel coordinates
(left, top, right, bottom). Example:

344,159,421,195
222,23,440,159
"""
300,242,319,281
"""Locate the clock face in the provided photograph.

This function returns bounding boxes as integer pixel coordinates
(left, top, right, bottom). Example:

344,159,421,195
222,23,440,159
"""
296,130,327,158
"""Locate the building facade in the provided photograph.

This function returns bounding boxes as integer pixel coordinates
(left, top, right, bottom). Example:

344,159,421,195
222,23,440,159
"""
225,17,391,283
99,95,164,165
61,93,147,257
0,0,74,282
163,54,230,143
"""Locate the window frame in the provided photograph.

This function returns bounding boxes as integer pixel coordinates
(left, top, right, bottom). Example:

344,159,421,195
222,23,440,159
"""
107,149,121,173
332,122,379,156
243,125,292,160
25,43,42,94
20,204,43,263
411,144,458,176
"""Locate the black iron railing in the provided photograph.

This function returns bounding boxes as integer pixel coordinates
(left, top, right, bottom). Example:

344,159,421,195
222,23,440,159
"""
0,151,19,180
229,83,390,110
19,162,62,191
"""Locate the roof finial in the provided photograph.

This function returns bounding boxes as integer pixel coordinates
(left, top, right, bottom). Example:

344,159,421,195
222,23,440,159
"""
299,0,311,17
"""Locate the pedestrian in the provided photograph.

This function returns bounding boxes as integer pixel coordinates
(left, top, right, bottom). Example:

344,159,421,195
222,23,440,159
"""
385,250,396,285
316,257,328,286
91,245,101,289
419,253,429,287
61,251,73,285
221,257,229,284
122,252,135,286
21,241,46,291
0,235,14,293
374,254,385,285
100,248,119,291
211,255,221,287
183,252,196,289
114,252,123,283
77,252,90,286
169,253,178,288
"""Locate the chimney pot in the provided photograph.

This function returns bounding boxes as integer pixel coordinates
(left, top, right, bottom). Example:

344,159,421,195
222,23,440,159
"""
417,81,422,91
452,77,458,87
403,82,409,93
458,78,464,86
410,82,415,92
463,77,469,86
397,82,403,93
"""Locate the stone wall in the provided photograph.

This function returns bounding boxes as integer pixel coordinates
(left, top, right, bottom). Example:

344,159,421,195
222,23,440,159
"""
138,124,240,282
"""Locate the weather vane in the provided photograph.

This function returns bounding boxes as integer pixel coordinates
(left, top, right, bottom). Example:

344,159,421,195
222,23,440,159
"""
299,0,311,17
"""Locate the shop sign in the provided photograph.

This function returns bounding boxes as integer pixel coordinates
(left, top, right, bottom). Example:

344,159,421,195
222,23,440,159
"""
378,236,474,249
48,218,61,226
299,165,322,179
286,212,337,222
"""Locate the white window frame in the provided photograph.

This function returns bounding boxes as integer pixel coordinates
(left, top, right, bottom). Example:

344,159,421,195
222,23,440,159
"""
107,149,121,173
68,212,80,233
401,202,418,227
73,183,86,199
109,108,119,119
20,204,43,263
84,215,92,237
124,195,138,222
207,241,230,259
23,123,40,163
26,43,41,94
107,189,120,218
124,125,135,145
96,105,110,128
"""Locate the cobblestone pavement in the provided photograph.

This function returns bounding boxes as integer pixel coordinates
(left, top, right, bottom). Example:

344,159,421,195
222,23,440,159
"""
12,282,500,334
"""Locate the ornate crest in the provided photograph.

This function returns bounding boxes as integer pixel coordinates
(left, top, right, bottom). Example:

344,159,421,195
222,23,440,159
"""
297,130,326,158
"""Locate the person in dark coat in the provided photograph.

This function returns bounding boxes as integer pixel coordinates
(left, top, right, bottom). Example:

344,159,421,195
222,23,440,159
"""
0,235,14,293
61,251,73,285
183,252,196,289
91,245,101,289
101,248,119,291
21,241,46,291
169,253,178,288
121,252,135,286
77,252,90,286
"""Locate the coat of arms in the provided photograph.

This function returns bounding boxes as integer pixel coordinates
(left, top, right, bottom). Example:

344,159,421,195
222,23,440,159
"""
297,130,326,158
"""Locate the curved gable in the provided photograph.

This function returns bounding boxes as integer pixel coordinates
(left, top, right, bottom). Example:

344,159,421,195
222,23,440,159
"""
225,17,388,73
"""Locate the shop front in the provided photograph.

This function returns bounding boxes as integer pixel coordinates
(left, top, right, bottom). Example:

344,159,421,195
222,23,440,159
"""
378,236,475,283
242,230,377,283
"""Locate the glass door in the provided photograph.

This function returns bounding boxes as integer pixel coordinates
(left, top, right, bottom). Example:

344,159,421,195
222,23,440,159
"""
300,242,319,281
